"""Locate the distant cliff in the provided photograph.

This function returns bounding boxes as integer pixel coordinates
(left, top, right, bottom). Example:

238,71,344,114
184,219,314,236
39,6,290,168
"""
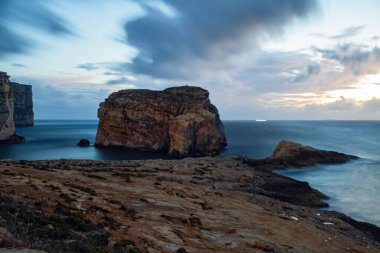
11,82,34,126
95,86,227,156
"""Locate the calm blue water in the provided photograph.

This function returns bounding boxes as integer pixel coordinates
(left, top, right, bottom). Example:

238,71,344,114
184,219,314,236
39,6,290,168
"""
1,120,379,225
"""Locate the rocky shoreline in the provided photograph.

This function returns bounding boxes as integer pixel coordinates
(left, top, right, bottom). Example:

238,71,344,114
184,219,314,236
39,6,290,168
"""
0,141,379,252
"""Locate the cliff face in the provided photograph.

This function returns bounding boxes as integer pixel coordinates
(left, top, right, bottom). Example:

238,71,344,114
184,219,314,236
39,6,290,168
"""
0,72,16,141
95,86,227,156
11,82,34,126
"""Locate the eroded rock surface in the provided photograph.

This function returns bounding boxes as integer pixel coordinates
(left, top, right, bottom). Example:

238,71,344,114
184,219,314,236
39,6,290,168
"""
0,72,15,141
95,86,227,156
0,157,379,253
0,72,25,143
11,82,34,126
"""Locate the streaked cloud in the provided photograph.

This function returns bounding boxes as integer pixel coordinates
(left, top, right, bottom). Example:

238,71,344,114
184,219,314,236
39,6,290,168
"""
0,0,73,58
124,0,319,79
311,25,366,39
2,0,380,120
106,77,130,85
12,63,26,68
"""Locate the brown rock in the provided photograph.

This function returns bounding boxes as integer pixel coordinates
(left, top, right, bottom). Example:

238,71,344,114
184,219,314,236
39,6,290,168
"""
77,139,90,147
95,86,227,156
0,72,16,141
0,72,25,143
2,157,380,252
0,227,21,247
238,140,359,207
271,140,358,167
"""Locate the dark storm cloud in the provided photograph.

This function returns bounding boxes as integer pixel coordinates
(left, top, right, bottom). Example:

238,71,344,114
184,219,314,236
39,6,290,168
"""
125,0,319,79
0,0,73,58
0,25,31,56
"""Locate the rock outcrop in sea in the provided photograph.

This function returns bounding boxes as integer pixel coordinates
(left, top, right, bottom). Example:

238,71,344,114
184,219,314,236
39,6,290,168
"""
271,140,358,166
11,82,34,126
95,86,227,156
245,140,358,172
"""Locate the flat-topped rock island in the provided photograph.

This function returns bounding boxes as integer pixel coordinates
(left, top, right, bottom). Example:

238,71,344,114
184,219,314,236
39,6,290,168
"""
95,86,227,156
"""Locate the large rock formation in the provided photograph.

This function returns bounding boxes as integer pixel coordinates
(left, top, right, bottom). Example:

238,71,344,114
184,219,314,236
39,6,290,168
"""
11,82,34,126
95,86,227,156
0,72,15,140
0,72,24,143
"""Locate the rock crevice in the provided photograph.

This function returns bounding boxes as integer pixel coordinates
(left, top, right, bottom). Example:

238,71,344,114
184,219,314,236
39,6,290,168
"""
95,86,227,156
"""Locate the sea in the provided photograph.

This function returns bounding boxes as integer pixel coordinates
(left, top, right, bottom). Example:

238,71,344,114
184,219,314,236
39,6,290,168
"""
1,120,379,226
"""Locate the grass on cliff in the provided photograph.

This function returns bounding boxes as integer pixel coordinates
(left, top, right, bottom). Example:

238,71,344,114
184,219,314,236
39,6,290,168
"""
0,194,142,253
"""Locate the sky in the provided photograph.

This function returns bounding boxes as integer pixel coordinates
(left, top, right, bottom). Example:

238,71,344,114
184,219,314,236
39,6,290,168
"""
1,0,380,120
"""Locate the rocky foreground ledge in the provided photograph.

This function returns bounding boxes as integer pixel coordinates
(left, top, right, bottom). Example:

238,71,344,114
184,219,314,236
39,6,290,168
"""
0,141,378,253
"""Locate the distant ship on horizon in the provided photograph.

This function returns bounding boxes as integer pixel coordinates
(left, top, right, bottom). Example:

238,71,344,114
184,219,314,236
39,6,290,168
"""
255,119,267,122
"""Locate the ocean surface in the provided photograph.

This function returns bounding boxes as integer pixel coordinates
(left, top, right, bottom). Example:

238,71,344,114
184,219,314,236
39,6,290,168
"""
1,120,379,226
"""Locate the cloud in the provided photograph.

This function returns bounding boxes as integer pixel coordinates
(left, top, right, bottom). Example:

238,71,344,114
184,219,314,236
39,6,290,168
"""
314,44,380,75
103,72,119,76
0,0,73,58
299,97,380,119
76,63,99,71
331,25,366,39
12,63,26,68
106,77,129,85
124,0,319,79
293,62,321,82
311,25,366,39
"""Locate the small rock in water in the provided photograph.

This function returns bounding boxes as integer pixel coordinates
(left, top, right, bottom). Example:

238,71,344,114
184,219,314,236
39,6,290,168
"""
77,139,90,147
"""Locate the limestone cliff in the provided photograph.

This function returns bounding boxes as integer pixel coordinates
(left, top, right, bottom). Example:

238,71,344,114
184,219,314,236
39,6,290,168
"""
0,72,15,141
11,82,34,126
0,72,26,143
95,86,227,156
